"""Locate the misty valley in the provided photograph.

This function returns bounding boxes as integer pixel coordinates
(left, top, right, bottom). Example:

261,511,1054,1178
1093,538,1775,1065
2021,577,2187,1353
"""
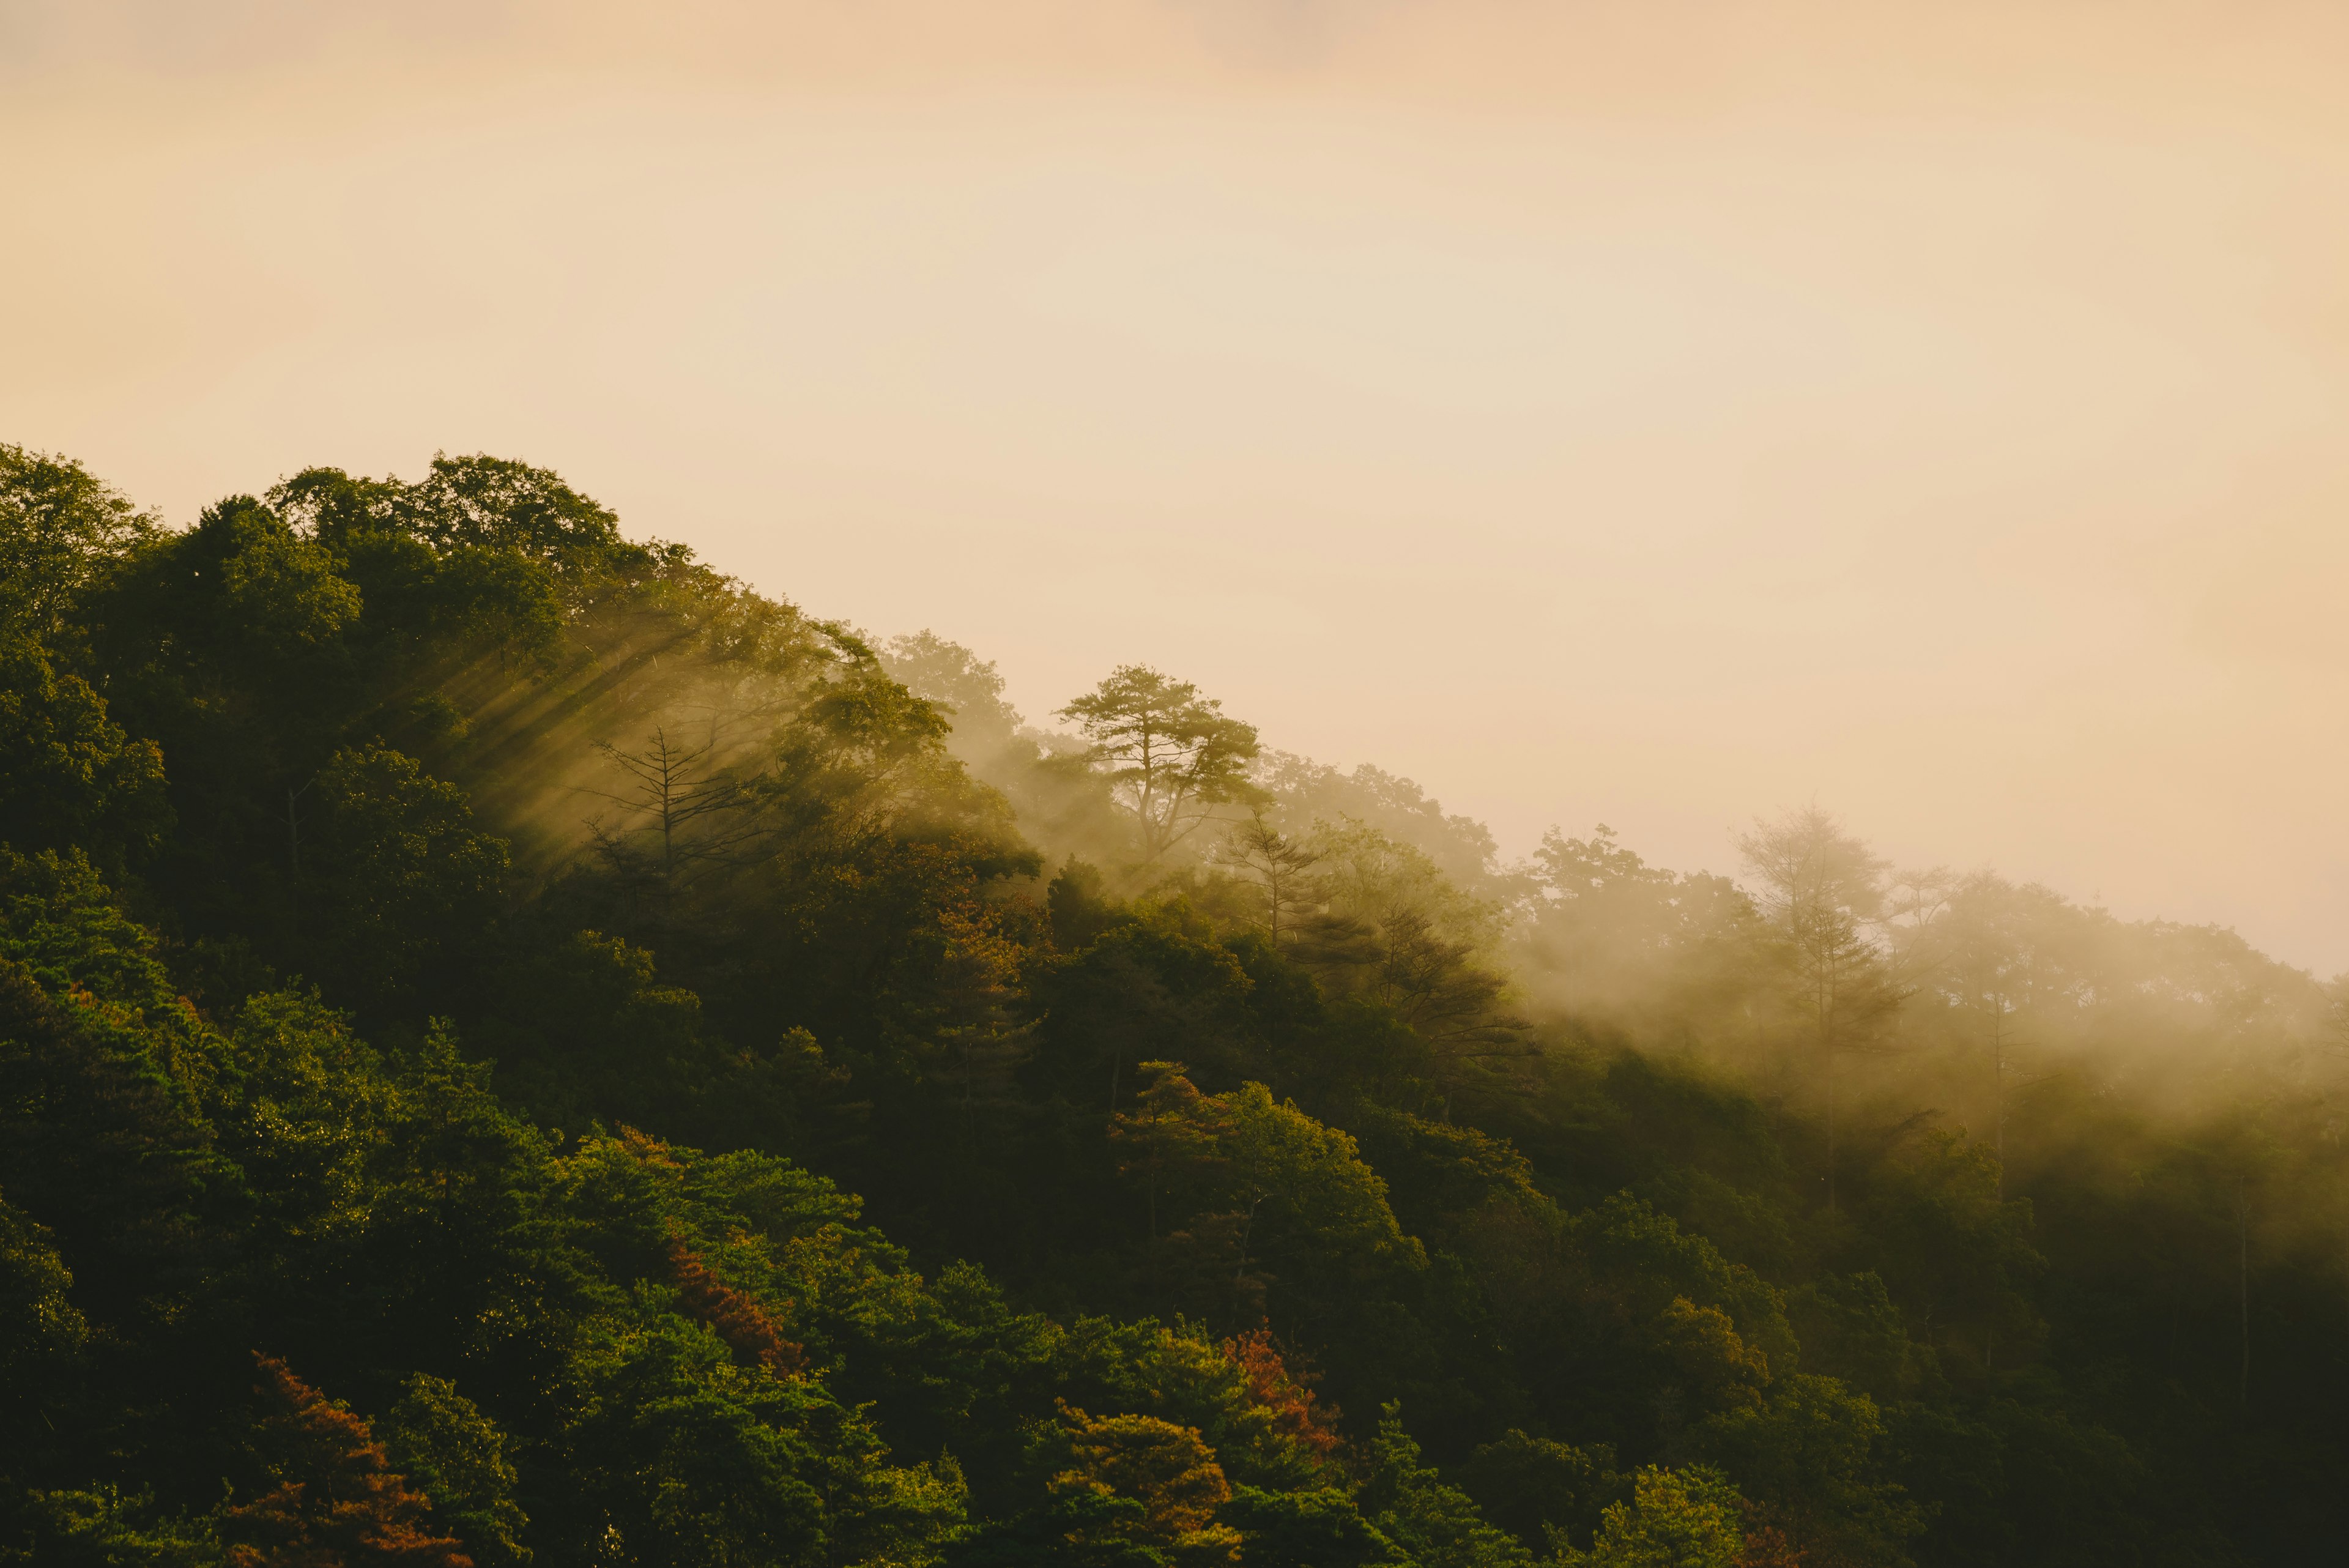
2,444,2343,1568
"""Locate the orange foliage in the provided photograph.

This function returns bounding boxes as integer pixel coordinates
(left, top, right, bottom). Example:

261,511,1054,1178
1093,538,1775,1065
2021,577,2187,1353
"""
1221,1328,1342,1462
666,1238,804,1375
224,1353,470,1567
1740,1506,1808,1568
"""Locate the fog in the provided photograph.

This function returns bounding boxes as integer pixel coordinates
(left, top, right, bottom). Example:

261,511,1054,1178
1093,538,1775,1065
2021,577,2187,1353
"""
12,17,2349,1544
6,0,2348,968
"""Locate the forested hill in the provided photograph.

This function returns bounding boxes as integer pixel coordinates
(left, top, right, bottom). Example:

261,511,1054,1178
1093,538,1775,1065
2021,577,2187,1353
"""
2,444,2344,1568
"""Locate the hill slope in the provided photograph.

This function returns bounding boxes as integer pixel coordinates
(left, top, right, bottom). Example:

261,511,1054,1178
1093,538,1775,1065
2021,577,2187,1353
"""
2,444,2343,1567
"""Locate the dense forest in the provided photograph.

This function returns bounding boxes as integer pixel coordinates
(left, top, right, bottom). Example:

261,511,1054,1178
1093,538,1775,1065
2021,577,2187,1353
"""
2,442,2345,1568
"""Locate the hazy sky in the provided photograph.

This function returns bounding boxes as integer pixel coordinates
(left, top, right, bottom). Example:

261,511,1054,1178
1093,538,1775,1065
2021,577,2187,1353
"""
7,1,2348,971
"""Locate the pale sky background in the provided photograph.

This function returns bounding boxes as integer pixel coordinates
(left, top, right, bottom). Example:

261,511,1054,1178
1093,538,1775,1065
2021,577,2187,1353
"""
5,1,2348,971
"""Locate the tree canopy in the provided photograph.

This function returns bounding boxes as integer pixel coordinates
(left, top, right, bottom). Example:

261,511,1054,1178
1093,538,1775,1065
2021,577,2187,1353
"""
3,447,2343,1567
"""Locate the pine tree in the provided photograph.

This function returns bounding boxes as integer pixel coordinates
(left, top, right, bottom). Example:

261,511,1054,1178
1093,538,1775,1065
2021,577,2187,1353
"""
1058,667,1261,863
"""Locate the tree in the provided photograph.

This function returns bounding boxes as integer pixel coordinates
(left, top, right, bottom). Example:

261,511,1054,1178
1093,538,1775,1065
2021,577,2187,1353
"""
1560,1465,1746,1568
302,745,510,1017
1033,925,1254,1112
883,631,1025,752
1219,1330,1341,1468
585,723,754,910
379,1377,530,1568
1112,1063,1234,1295
1689,1375,1925,1568
540,1315,833,1568
1844,1131,2041,1376
0,639,168,868
1215,812,1323,946
921,902,1037,1148
0,943,220,1343
1937,873,2065,1197
1214,1082,1419,1320
1357,1406,1530,1568
1735,808,1902,1211
396,453,640,592
1058,667,1261,863
0,1189,86,1375
0,443,157,642
1252,751,1506,901
1218,1487,1403,1568
1050,1402,1239,1562
5,1486,228,1566
1522,825,1767,1058
667,1233,806,1376
1302,823,1529,1113
1455,1430,1622,1559
222,1354,471,1567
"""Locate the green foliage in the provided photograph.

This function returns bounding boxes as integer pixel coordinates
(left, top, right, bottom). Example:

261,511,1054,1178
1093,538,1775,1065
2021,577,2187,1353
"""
1216,1082,1421,1279
1034,923,1256,1111
300,743,510,1017
558,1311,833,1568
381,1374,533,1567
0,950,224,1337
941,1487,1168,1568
0,640,168,867
1454,1430,1624,1556
473,928,810,1148
1594,1196,1792,1347
1090,1062,1424,1334
1047,1320,1340,1495
1217,1487,1404,1568
1688,1375,1926,1568
1357,1406,1531,1568
1047,1402,1239,1561
0,1189,86,1369
1839,1132,2040,1373
0,846,213,1073
1254,752,1509,905
1786,1273,1922,1402
221,1353,468,1566
0,1487,223,1567
0,443,156,644
1562,1465,1746,1568
6,443,2346,1568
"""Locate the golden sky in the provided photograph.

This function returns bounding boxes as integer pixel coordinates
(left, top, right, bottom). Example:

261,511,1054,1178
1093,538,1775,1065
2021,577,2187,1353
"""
7,1,2348,970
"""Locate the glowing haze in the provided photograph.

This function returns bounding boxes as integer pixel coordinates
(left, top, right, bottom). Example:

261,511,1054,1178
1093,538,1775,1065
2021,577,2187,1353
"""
6,1,2347,969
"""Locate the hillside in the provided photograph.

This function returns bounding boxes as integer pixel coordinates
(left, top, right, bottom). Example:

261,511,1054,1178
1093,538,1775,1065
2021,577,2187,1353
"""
2,443,2344,1567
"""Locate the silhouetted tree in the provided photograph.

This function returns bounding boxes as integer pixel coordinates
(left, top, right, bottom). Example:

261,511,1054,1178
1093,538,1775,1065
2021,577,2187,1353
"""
1736,807,1902,1210
1059,666,1261,863
586,723,755,908
0,442,157,642
1216,811,1323,945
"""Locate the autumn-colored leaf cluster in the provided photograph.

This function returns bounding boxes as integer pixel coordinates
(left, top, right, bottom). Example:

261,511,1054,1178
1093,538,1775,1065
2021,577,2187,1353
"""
1222,1328,1343,1463
667,1238,805,1376
223,1354,470,1568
